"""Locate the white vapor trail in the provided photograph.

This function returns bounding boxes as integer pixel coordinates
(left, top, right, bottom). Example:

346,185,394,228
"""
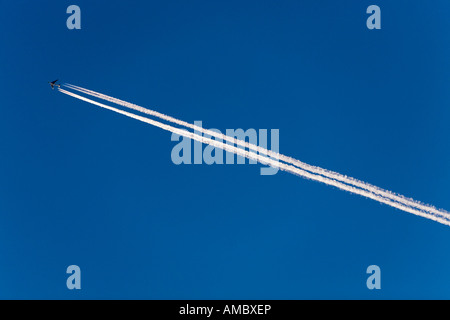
58,87,450,226
63,83,450,222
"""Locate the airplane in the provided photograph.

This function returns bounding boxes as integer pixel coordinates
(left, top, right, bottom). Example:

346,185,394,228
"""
48,79,60,89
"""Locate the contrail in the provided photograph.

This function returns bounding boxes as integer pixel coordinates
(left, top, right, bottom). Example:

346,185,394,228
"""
63,83,450,222
58,87,450,226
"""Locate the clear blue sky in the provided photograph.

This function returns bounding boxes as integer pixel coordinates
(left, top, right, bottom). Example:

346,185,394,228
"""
0,0,449,299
